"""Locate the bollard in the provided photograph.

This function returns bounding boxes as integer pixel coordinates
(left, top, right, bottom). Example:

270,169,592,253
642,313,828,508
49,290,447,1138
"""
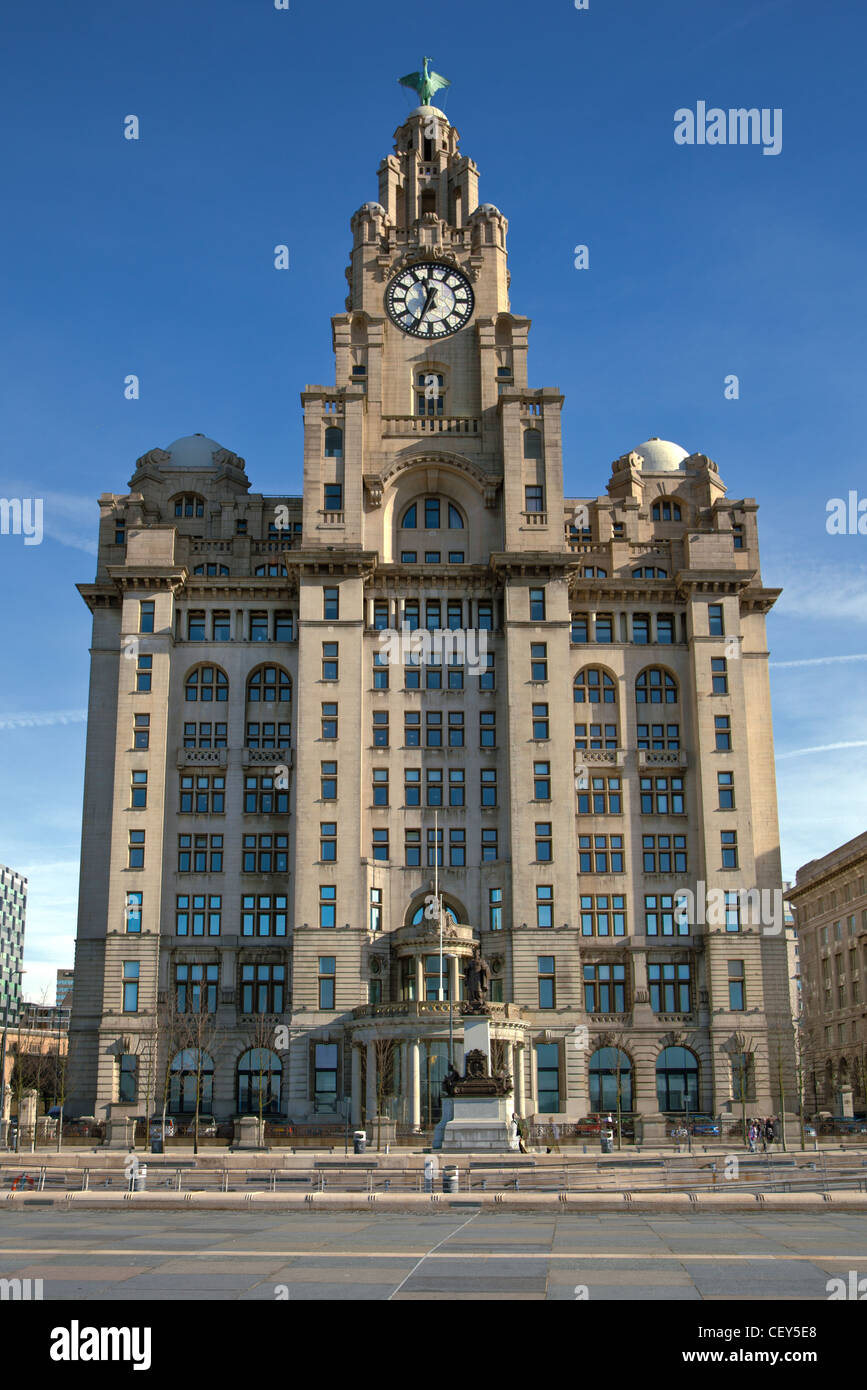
443,1166,459,1194
424,1156,438,1193
133,1164,147,1193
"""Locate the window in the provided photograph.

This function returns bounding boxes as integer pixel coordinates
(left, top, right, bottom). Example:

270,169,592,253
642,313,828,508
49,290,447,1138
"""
242,834,289,873
532,703,549,739
536,885,553,928
717,771,734,809
481,828,498,861
320,823,337,861
425,711,441,747
183,720,228,750
732,524,745,550
574,667,616,706
580,895,627,937
177,963,220,1014
449,768,465,807
125,891,142,934
538,957,556,1009
122,961,139,1013
245,721,291,750
373,711,389,746
319,885,336,929
193,563,230,577
426,827,443,868
320,762,337,801
636,668,678,704
405,828,421,866
533,761,551,801
314,1042,338,1110
370,888,382,933
128,830,145,869
321,643,339,680
447,657,464,690
425,769,443,808
174,495,205,519
449,828,466,866
115,518,127,546
235,519,247,535
179,773,225,814
321,703,338,739
574,721,618,750
136,654,152,692
243,772,288,815
632,613,650,644
642,834,687,874
480,711,496,746
571,615,589,643
212,610,231,641
188,610,206,641
636,723,680,750
176,895,221,937
372,599,389,631
139,600,155,633
479,768,498,808
530,643,547,680
721,831,738,869
577,776,622,815
649,964,691,1013
416,375,445,417
424,497,441,529
401,551,417,564
239,966,285,1017
714,716,731,751
425,599,441,631
255,564,288,577
584,965,627,1014
730,1051,755,1103
405,711,421,747
449,551,464,564
657,1046,699,1110
324,587,339,620
425,551,441,565
657,614,675,644
536,1042,560,1112
594,613,613,643
448,711,464,747
632,566,668,579
651,500,681,522
318,957,336,1010
535,823,552,861
525,485,544,513
725,892,741,932
324,483,343,511
372,828,389,861
477,601,494,630
324,427,343,458
644,894,689,936
241,894,288,937
248,611,268,643
185,666,228,703
529,588,546,621
118,1053,137,1103
402,768,420,807
479,652,495,690
489,888,503,930
639,776,685,815
372,768,389,806
524,428,543,459
577,834,624,874
131,770,148,809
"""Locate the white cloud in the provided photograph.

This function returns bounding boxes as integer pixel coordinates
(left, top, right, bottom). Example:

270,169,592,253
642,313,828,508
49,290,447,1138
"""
777,740,867,759
770,653,867,669
0,710,86,730
774,564,867,624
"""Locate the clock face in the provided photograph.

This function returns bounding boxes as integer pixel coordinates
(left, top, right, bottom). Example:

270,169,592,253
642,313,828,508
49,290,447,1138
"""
386,262,474,339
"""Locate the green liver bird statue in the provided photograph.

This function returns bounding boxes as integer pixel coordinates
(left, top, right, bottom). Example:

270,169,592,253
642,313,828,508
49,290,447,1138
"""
399,57,450,108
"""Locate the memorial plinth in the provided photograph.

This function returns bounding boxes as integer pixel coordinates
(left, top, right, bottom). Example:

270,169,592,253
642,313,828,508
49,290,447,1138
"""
441,1014,514,1152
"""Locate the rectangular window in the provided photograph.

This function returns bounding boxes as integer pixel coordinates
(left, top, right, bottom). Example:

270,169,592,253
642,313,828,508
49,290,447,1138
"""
372,768,389,806
425,599,441,631
478,653,495,690
128,830,145,869
583,963,627,1014
648,963,691,1013
240,963,284,1015
324,483,343,511
537,957,556,1009
536,1042,559,1113
372,828,389,861
595,613,613,643
636,723,680,751
447,600,463,630
530,642,548,680
314,1042,338,1109
122,960,139,1013
721,830,738,869
480,768,497,807
180,773,226,814
580,894,627,937
425,711,442,747
318,957,336,1010
426,768,443,807
529,588,546,621
175,894,221,937
373,650,389,688
525,485,544,513
639,776,685,815
242,833,289,873
177,963,220,1014
728,960,745,1010
125,891,142,934
574,721,618,750
405,828,421,866
717,771,734,809
241,894,288,937
535,822,553,862
533,761,551,801
401,551,417,564
118,1053,137,1103
480,711,496,747
481,828,499,861
657,614,675,644
321,703,338,739
404,768,421,806
275,610,293,642
320,822,337,861
323,587,339,620
577,776,622,815
571,615,589,644
489,887,503,930
136,654,152,691
632,613,650,644
249,611,268,642
187,610,206,641
370,887,382,933
427,658,444,691
426,827,443,868
711,656,728,694
536,885,553,929
644,894,689,937
532,703,549,739
449,828,466,866
322,642,339,681
448,711,464,747
641,834,687,874
714,715,732,751
133,713,150,749
372,599,389,631
403,600,420,630
212,610,231,641
243,774,289,814
708,603,725,636
725,892,741,933
319,885,336,929
448,768,465,807
477,601,494,630
139,600,155,633
405,711,421,747
372,711,389,747
321,761,337,800
577,834,624,874
131,770,148,809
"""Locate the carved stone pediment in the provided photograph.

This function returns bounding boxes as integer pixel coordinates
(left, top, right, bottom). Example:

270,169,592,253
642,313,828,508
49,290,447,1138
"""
363,474,384,507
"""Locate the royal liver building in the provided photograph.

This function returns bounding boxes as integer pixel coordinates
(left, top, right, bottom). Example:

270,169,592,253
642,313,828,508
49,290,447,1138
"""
68,74,795,1139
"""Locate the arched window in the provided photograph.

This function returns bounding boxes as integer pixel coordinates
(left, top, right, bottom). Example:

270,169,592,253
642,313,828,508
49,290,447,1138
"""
582,566,607,578
416,372,445,416
185,665,228,702
656,1046,699,1112
255,563,287,577
237,1049,283,1116
573,667,617,705
523,428,542,459
247,666,292,703
632,566,668,579
173,494,205,519
193,563,230,576
400,497,465,530
169,1049,214,1114
589,1047,633,1112
409,900,460,927
401,502,418,528
636,667,678,705
651,500,682,522
324,427,343,458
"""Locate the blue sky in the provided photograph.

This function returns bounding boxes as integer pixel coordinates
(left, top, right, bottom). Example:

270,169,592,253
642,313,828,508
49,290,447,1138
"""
1,0,865,1000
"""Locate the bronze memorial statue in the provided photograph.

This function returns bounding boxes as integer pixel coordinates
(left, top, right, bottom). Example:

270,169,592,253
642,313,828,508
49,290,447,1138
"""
463,945,492,1011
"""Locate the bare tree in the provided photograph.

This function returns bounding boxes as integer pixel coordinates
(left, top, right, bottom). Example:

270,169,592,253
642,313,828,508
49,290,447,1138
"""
241,1014,281,1146
179,999,217,1156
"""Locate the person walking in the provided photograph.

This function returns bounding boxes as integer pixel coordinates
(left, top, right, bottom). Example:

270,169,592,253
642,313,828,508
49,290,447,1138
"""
747,1119,757,1153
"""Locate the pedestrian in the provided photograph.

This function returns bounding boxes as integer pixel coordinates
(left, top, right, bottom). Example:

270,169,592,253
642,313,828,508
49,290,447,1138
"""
765,1117,775,1149
747,1119,757,1152
760,1119,768,1153
514,1113,528,1155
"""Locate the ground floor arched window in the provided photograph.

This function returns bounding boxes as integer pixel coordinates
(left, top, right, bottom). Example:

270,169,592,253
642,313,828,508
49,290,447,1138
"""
589,1047,633,1112
169,1049,214,1114
656,1046,699,1112
237,1048,282,1115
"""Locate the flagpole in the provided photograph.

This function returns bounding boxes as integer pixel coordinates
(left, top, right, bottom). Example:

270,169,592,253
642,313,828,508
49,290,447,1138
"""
435,808,444,1002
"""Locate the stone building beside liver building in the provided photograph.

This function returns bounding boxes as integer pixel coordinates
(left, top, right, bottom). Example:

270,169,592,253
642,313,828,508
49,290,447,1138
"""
67,92,796,1140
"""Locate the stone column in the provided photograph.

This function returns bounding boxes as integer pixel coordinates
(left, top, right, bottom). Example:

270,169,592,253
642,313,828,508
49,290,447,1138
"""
351,1044,362,1127
527,1041,538,1116
448,955,459,1002
415,957,424,1001
410,1039,421,1129
365,1039,376,1126
515,1044,527,1118
505,1040,515,1091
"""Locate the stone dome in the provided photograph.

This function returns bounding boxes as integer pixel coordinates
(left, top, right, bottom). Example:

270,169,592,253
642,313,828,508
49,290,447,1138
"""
633,438,689,472
163,435,224,469
410,105,449,122
360,202,385,216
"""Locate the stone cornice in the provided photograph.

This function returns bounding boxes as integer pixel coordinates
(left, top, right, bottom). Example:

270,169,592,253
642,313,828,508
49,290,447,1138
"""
291,549,378,578
376,451,500,506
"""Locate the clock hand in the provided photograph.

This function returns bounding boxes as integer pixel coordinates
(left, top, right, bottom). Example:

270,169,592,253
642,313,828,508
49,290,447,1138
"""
415,282,437,325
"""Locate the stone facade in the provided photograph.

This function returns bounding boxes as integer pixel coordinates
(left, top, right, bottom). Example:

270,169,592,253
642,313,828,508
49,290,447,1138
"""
67,101,795,1135
0,863,26,1023
788,832,867,1114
